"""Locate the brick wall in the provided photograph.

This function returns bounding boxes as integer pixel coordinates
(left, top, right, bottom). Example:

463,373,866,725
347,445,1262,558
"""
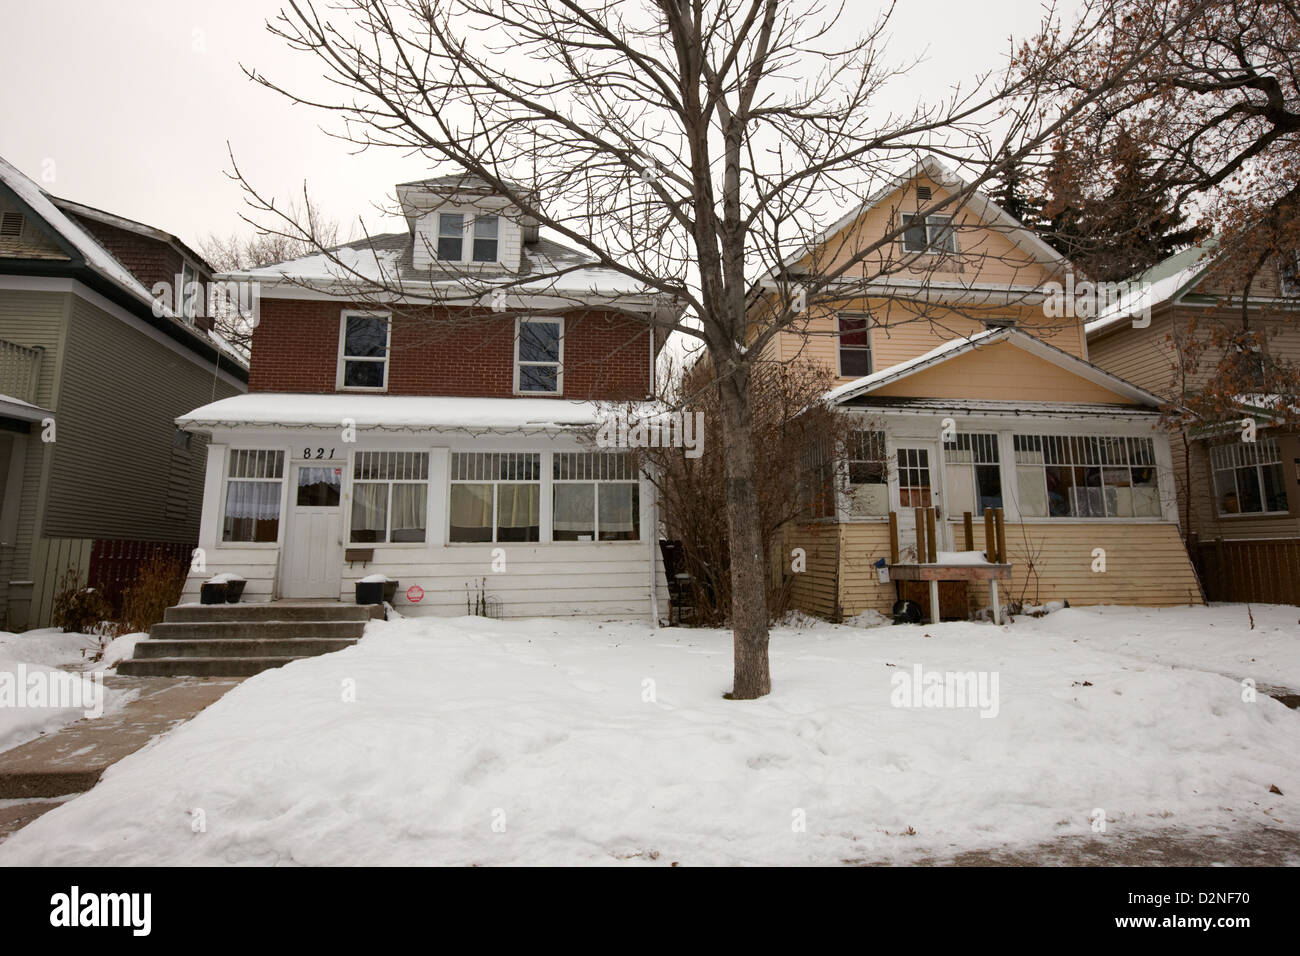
248,298,653,400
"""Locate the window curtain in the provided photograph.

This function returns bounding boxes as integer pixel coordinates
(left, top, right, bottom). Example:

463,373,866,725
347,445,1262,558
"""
351,483,388,541
390,484,427,541
497,484,540,532
450,484,493,541
597,484,639,540
554,483,595,539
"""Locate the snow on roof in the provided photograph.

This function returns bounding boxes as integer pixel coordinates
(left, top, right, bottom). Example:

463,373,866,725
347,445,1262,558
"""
773,154,1070,280
825,328,1006,404
1084,243,1217,337
227,231,656,302
177,393,640,433
0,155,162,312
824,326,1163,408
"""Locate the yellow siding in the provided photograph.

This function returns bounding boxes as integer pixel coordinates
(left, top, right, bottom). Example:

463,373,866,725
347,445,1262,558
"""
869,340,1131,403
782,522,842,618
838,522,897,616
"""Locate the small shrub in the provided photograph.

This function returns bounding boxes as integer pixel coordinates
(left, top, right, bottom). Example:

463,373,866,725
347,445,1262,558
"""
118,553,187,634
51,567,113,635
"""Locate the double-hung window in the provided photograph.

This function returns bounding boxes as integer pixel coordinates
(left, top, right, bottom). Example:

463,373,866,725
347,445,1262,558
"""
437,213,464,261
847,430,888,516
1211,439,1289,515
552,452,640,541
351,452,429,543
515,317,562,394
338,312,390,390
837,313,872,377
449,452,541,543
943,433,1003,514
223,449,285,543
473,215,499,262
902,214,956,254
1014,435,1160,518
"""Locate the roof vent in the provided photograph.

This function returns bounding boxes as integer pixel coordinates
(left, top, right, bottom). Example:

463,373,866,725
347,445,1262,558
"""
916,185,932,202
0,212,23,237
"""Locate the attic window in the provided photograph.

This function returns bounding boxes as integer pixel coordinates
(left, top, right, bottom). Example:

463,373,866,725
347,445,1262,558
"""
0,212,22,237
473,215,499,262
902,214,956,254
437,214,464,261
916,186,932,202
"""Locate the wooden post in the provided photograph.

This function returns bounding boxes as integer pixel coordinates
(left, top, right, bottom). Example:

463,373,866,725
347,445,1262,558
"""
983,507,995,560
925,507,938,563
888,511,899,565
963,512,974,552
928,579,940,624
995,507,1007,565
989,579,1001,625
915,507,926,562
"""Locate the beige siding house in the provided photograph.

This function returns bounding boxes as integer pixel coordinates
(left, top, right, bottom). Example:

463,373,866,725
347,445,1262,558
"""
0,155,247,628
761,156,1203,621
1086,244,1300,604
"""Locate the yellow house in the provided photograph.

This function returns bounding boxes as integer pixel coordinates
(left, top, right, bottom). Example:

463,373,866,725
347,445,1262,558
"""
756,156,1204,620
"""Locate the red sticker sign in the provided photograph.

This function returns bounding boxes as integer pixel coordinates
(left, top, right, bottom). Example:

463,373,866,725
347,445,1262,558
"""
405,585,424,603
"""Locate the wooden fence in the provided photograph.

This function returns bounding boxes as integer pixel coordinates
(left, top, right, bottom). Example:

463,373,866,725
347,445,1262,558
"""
28,536,194,626
1188,536,1300,605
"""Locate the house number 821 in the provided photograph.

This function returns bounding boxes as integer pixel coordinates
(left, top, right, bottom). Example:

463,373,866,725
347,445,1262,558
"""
304,448,336,459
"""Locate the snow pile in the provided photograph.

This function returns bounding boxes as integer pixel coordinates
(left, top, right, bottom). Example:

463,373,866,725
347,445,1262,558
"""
1,606,1295,865
0,629,132,755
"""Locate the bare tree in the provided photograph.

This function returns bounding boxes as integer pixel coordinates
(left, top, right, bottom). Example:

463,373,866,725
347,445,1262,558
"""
235,0,1206,698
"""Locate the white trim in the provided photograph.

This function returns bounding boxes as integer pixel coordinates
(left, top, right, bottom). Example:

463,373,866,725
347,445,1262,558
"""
0,274,247,390
513,314,564,395
336,309,392,392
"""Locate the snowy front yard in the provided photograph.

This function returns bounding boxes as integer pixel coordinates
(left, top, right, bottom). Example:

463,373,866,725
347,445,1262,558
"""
0,605,1295,865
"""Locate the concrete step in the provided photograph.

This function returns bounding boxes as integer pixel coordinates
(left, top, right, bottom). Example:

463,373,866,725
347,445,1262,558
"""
148,620,366,641
164,603,381,624
134,638,358,659
117,657,305,678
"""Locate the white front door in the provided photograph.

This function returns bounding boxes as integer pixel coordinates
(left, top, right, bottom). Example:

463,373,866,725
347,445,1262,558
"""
893,441,948,559
281,462,345,599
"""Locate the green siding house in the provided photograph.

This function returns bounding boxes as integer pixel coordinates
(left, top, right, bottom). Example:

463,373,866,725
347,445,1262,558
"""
0,155,248,629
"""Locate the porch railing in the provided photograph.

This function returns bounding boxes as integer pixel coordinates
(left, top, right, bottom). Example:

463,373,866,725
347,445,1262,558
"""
0,339,44,405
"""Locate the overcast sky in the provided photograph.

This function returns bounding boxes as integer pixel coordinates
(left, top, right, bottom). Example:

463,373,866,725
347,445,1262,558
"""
0,0,1075,255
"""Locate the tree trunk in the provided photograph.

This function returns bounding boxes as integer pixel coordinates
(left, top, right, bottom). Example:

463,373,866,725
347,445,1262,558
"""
718,373,771,699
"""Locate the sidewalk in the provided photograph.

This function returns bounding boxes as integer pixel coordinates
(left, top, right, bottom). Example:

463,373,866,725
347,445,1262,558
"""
0,675,239,842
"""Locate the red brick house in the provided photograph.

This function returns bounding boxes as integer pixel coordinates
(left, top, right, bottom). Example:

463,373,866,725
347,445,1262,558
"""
176,174,676,618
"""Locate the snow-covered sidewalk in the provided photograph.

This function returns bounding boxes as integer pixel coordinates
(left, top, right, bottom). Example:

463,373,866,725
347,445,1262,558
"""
0,605,1295,865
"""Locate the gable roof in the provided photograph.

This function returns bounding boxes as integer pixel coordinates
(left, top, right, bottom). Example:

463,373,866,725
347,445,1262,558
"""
825,326,1163,407
772,154,1071,281
1084,242,1218,337
0,154,247,375
50,195,212,274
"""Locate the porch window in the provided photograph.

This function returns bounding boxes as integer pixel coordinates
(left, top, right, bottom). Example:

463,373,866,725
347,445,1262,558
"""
449,452,541,542
437,213,464,261
351,452,429,543
1014,435,1160,518
338,312,390,390
902,214,956,254
943,433,1002,515
552,452,640,541
222,449,285,543
847,429,888,516
473,215,499,262
837,313,872,377
897,447,933,508
1210,439,1288,516
515,317,562,394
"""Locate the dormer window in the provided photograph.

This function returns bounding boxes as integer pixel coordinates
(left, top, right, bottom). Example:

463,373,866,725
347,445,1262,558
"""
437,214,464,261
902,214,956,254
473,215,499,262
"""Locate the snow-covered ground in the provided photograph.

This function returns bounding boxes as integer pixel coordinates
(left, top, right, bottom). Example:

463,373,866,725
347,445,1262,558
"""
0,605,1295,866
0,629,136,754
